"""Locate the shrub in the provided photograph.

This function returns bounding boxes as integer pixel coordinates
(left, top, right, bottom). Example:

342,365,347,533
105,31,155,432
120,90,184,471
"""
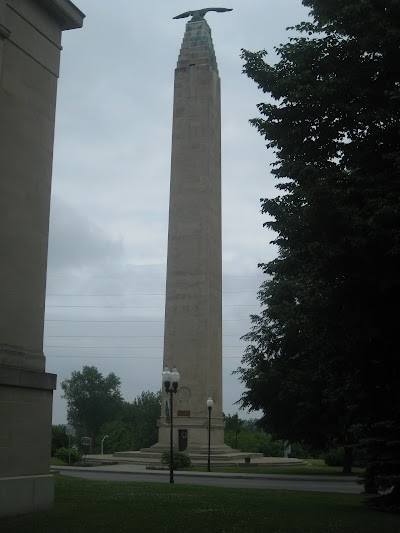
323,445,368,468
161,450,191,470
54,447,82,464
323,446,345,466
225,430,284,457
51,425,68,456
289,442,311,459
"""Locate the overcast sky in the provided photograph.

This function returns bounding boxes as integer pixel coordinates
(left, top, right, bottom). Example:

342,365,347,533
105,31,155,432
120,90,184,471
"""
46,0,309,425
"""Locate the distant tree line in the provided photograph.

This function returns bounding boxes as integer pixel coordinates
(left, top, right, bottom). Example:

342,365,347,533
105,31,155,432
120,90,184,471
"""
58,366,161,454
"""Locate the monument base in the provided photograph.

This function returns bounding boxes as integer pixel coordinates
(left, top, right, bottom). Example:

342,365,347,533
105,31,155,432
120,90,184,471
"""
113,448,264,466
155,415,226,451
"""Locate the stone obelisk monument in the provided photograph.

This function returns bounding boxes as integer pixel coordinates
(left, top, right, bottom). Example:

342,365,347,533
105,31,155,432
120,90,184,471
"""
156,8,232,452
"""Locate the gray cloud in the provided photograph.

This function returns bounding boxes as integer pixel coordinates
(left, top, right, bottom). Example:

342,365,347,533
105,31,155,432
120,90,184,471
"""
47,197,124,271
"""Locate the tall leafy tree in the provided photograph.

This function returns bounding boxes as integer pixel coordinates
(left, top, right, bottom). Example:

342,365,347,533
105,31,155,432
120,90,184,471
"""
100,391,161,452
122,390,161,450
61,366,123,450
236,0,400,504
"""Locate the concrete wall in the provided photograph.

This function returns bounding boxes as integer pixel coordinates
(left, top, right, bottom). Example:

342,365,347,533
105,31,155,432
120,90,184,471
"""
0,0,84,517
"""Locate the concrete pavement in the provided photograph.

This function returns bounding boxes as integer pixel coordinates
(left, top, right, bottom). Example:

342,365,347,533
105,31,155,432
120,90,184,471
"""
51,462,362,494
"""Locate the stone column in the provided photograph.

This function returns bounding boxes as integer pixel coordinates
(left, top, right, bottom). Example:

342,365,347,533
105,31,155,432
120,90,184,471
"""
0,0,84,517
155,19,227,452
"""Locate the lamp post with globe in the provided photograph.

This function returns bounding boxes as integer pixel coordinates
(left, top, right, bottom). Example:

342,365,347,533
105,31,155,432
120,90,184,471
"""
162,366,180,483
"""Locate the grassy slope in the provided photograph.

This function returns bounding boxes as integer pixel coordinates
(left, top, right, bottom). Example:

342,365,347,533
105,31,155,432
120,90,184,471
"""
1,474,398,532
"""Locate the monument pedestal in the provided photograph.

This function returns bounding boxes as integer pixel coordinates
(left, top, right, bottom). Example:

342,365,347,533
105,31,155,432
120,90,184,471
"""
155,415,226,451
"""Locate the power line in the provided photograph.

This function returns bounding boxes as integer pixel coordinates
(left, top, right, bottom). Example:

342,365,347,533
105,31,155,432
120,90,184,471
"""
44,318,251,323
45,334,243,338
44,345,246,349
46,274,264,279
45,354,242,359
45,304,258,309
45,291,258,296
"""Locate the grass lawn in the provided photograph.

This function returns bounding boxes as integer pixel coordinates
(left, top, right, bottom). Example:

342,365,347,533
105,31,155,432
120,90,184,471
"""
1,474,399,532
187,458,365,477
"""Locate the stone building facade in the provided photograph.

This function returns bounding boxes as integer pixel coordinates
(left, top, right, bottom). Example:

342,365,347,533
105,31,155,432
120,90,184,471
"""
0,0,84,517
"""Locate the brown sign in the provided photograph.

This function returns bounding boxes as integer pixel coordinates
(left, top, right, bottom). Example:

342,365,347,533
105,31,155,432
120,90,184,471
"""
177,410,190,417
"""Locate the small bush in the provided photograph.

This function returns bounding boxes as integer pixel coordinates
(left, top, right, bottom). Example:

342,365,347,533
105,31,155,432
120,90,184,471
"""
323,446,345,466
161,450,191,470
54,447,82,464
289,442,311,459
51,425,68,456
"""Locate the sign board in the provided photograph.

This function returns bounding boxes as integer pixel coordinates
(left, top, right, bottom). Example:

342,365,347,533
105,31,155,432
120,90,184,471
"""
81,437,91,446
64,424,76,437
177,410,190,417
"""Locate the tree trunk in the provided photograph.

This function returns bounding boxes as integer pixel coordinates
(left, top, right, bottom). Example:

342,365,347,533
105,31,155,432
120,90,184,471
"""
342,446,353,474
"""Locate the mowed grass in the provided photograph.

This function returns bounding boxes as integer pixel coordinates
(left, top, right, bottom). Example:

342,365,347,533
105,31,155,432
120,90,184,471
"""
188,458,365,476
1,474,399,533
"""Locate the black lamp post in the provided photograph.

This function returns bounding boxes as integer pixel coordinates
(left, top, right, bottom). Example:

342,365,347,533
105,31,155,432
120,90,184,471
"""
207,397,213,472
162,366,180,484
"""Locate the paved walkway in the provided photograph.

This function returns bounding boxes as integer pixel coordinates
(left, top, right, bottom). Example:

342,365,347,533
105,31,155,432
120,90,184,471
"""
51,463,361,494
83,453,306,467
52,462,356,481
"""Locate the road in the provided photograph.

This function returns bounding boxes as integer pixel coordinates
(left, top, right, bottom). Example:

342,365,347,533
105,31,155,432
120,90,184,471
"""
60,469,361,494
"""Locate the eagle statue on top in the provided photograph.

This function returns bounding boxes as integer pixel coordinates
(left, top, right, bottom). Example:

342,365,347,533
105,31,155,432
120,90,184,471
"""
173,7,233,22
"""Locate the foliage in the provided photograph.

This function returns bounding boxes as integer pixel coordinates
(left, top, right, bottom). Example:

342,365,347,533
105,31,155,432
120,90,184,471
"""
223,414,310,458
236,0,400,505
3,474,400,531
190,459,365,476
223,413,244,433
61,366,123,451
99,420,135,454
161,450,191,469
225,430,284,457
54,447,82,464
51,425,68,456
323,446,346,467
100,390,161,453
288,442,312,460
121,390,161,449
242,418,263,433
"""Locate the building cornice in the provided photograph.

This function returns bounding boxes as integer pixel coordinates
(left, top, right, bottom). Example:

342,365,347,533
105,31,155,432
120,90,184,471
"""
36,0,85,30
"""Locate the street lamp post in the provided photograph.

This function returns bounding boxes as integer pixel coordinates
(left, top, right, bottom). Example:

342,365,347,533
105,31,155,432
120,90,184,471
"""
207,397,214,472
101,435,109,456
162,366,180,484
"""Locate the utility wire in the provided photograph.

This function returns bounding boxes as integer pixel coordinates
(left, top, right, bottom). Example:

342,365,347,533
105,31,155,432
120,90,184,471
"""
45,354,242,359
46,291,258,296
44,318,251,322
44,345,246,349
44,334,243,338
45,304,258,308
47,274,264,279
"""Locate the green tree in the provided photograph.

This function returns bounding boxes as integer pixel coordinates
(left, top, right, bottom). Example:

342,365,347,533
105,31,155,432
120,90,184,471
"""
122,390,161,450
51,425,68,456
100,390,161,452
224,413,244,448
236,0,400,506
61,366,123,451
